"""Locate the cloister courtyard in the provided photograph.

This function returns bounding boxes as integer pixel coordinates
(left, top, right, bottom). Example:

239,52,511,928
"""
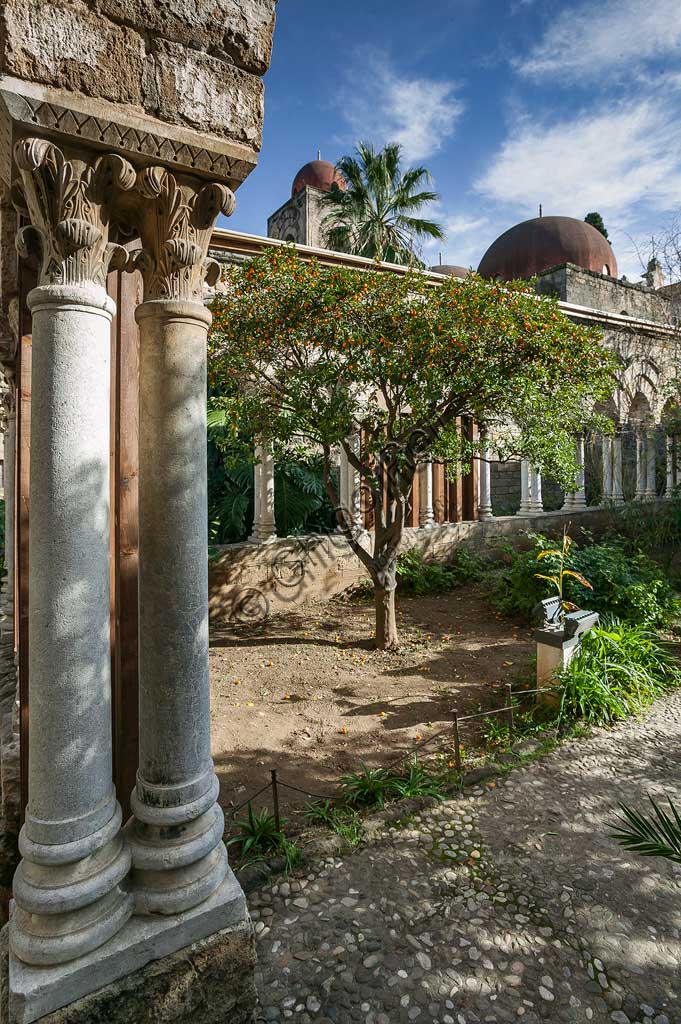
210,588,535,821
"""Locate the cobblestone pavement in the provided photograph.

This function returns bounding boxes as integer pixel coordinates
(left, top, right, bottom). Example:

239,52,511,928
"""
251,693,681,1024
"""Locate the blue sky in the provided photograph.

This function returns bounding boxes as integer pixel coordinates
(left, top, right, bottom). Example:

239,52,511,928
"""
225,0,681,280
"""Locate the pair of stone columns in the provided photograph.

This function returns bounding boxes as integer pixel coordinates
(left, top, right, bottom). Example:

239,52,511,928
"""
666,436,677,497
249,444,277,543
519,460,544,515
10,139,235,968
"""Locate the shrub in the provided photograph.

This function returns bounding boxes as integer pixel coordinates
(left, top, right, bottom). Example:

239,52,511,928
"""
558,620,679,726
487,533,679,628
395,546,485,596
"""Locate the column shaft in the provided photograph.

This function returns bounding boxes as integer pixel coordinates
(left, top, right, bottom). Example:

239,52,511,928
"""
602,435,613,502
529,466,543,514
645,429,657,498
635,432,646,499
666,437,675,497
611,433,625,504
127,299,227,915
11,285,132,965
418,462,435,527
519,459,531,515
250,443,277,543
572,435,587,510
477,446,493,521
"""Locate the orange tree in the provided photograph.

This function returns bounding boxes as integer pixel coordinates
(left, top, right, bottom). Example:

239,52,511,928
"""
208,248,615,649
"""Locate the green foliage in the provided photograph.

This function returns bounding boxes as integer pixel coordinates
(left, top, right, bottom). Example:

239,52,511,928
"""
389,756,446,799
304,801,365,847
558,620,679,726
606,495,681,576
339,766,394,808
226,804,285,859
488,533,679,627
396,546,487,594
609,796,681,864
208,245,615,647
226,803,304,873
319,141,443,265
584,211,610,241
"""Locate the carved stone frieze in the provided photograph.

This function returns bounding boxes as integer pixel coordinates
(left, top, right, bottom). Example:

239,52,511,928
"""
126,166,236,303
10,138,135,288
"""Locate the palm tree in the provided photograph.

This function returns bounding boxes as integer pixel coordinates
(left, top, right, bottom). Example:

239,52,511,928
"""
320,142,444,266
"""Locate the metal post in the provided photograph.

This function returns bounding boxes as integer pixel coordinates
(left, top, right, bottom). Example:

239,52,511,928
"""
506,684,514,742
453,712,462,773
271,769,282,833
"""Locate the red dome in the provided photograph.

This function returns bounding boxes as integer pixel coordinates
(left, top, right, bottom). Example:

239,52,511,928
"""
292,160,347,197
430,264,469,279
478,216,617,281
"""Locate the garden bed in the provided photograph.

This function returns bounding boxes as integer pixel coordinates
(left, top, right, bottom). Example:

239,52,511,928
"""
209,586,535,825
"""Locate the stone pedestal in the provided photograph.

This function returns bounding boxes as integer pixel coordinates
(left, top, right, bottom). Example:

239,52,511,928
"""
3,881,255,1024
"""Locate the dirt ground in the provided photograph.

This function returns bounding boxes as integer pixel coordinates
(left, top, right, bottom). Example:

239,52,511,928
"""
210,586,535,825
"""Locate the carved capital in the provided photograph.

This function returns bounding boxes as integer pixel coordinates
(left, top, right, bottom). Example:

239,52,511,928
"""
11,139,135,288
125,167,235,303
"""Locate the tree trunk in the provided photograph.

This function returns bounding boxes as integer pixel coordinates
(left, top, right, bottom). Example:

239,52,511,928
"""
374,582,399,650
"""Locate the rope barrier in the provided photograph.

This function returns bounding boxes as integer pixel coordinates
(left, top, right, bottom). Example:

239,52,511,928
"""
224,682,564,828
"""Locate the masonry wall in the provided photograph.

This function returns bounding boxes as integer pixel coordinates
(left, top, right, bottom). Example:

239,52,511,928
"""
535,264,671,322
0,0,274,147
208,508,610,624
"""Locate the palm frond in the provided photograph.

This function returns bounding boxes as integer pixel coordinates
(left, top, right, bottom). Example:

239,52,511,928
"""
609,796,681,864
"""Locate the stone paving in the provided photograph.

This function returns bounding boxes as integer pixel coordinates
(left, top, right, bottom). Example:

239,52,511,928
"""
250,692,681,1024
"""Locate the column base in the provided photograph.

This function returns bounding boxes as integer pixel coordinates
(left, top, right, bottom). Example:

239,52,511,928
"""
4,869,250,1024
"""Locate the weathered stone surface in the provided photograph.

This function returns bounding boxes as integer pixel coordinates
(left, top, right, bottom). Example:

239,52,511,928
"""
3,919,257,1024
95,0,277,76
144,40,264,146
0,1,145,107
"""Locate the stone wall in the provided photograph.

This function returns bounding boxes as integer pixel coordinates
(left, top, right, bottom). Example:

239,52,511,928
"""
535,264,672,322
0,1,273,147
208,508,609,624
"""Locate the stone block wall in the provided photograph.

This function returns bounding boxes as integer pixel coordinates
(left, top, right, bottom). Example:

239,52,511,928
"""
0,0,275,148
535,264,671,323
208,508,609,624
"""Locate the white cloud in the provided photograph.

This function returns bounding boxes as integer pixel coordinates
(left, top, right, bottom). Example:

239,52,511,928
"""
339,49,464,163
518,0,681,80
475,100,681,225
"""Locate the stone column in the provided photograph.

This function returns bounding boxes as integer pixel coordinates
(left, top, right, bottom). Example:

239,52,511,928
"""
635,430,647,499
249,443,277,543
666,436,675,497
0,383,16,717
124,167,236,915
601,435,613,502
519,459,532,515
569,434,585,509
347,432,363,530
529,466,543,514
418,462,435,527
9,140,134,965
611,432,625,504
477,444,493,521
645,428,657,499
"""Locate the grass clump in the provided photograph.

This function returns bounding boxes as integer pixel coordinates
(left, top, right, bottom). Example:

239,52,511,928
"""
226,803,302,873
558,619,679,726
